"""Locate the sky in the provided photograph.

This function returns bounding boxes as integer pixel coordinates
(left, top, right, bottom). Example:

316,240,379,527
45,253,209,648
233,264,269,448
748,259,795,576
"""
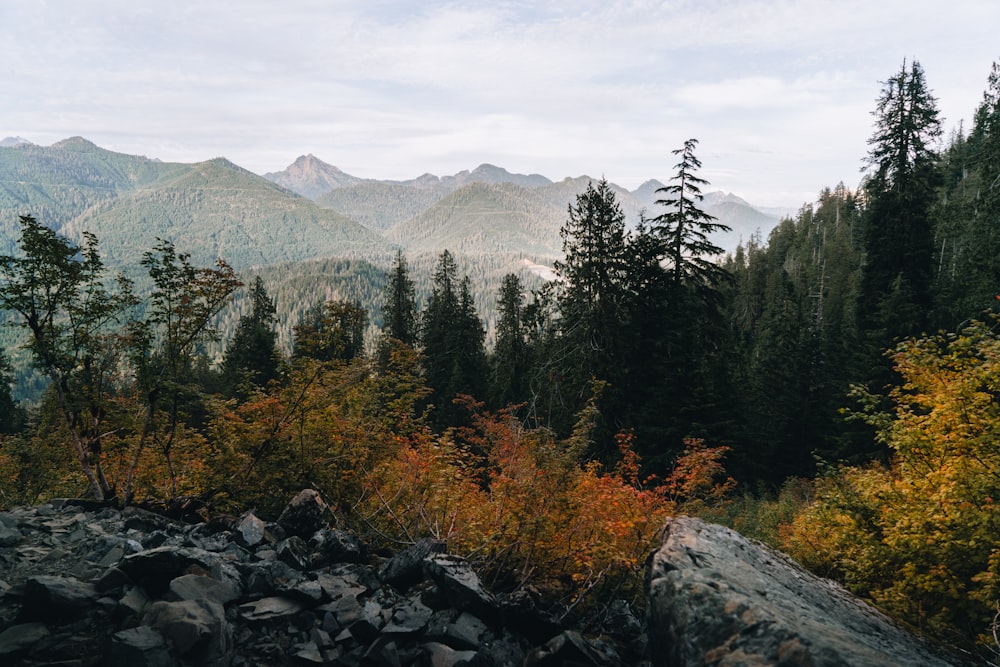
2,0,998,210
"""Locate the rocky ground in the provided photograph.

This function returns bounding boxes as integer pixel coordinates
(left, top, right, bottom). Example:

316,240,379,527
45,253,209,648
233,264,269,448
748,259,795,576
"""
0,490,978,666
0,489,643,666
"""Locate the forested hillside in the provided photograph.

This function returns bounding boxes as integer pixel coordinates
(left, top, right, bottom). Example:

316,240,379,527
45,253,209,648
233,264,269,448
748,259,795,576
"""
3,57,1000,659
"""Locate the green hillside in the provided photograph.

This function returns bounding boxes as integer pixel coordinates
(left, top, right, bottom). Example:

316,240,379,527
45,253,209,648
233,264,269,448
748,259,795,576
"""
61,158,392,270
384,182,565,257
0,138,178,251
317,181,449,232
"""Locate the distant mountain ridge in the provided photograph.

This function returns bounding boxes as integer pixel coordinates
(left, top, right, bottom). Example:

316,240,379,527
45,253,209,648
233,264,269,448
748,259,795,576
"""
0,138,388,267
264,153,780,254
1,137,781,270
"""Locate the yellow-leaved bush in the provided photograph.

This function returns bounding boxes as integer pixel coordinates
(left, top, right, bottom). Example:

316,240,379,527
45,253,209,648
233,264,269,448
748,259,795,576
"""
782,319,1000,651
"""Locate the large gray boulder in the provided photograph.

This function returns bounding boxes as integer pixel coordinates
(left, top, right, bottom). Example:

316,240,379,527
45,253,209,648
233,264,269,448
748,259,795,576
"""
645,516,969,666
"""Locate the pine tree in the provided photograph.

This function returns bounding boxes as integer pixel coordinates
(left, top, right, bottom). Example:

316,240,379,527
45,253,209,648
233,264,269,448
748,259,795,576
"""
221,276,281,397
420,250,487,429
650,138,732,299
553,179,630,401
381,250,418,347
859,59,942,342
489,273,527,409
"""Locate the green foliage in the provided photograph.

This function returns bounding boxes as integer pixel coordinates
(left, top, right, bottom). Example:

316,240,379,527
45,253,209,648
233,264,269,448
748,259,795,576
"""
221,277,282,397
0,347,22,434
381,250,418,348
722,184,867,478
489,273,528,410
0,215,138,500
859,59,942,343
420,250,488,429
293,300,368,363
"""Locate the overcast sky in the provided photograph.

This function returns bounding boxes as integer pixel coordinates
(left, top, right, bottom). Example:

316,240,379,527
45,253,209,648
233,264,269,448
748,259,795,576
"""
2,1,997,209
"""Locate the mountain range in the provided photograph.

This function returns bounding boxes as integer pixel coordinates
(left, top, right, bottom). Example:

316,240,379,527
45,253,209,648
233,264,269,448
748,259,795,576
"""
1,137,781,266
0,137,783,351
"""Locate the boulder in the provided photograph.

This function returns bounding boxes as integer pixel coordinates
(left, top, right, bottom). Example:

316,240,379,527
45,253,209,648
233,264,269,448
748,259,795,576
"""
20,575,98,621
645,516,969,667
276,489,331,539
109,625,176,667
144,598,232,666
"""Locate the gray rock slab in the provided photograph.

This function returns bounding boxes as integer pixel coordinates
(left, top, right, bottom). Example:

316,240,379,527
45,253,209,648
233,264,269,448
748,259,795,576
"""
277,488,331,539
167,573,241,605
645,515,969,667
144,598,231,665
423,554,497,622
109,625,176,667
21,574,98,620
238,596,304,624
0,622,50,659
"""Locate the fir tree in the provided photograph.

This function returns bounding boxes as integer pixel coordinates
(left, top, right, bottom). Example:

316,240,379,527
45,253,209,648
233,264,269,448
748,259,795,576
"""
221,276,281,397
381,250,418,347
859,59,942,342
420,250,487,429
650,138,732,299
489,273,527,410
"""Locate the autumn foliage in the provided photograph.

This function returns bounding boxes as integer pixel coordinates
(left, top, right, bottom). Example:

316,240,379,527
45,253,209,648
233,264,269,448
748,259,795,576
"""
781,319,1000,651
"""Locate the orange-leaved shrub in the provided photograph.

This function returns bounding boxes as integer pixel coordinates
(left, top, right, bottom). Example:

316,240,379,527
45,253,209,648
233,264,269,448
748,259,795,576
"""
358,394,735,610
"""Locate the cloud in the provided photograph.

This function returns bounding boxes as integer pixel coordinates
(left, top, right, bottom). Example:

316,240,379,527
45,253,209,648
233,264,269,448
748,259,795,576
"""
2,0,999,208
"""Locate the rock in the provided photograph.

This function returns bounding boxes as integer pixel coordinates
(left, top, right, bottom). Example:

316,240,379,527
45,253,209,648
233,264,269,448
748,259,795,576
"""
20,574,98,621
234,510,266,548
423,554,497,623
238,596,305,625
0,521,22,547
0,622,50,660
311,527,366,566
383,597,434,635
167,573,241,605
645,515,968,667
144,598,232,666
118,546,215,596
525,630,621,666
276,488,331,539
276,535,311,570
424,641,477,667
109,625,177,667
120,584,152,617
379,537,446,589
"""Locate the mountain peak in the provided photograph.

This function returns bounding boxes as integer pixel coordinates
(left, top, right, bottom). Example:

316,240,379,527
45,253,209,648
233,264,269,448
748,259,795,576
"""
263,154,363,199
52,136,101,151
0,136,32,148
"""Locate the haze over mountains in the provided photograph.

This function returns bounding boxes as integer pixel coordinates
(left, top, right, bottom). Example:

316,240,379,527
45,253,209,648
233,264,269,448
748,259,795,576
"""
0,136,783,350
1,137,781,268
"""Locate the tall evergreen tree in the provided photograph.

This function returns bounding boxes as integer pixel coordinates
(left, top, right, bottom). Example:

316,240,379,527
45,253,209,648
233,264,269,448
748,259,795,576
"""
489,273,527,409
381,250,418,347
650,138,732,299
622,140,733,467
221,276,281,397
859,59,942,343
552,179,630,412
420,250,487,429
